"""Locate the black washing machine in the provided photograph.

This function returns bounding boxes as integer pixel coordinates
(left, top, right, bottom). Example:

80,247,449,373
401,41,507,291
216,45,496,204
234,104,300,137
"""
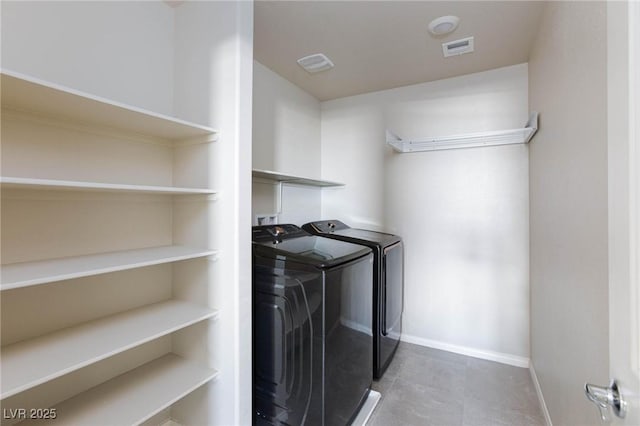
252,224,373,425
302,220,403,379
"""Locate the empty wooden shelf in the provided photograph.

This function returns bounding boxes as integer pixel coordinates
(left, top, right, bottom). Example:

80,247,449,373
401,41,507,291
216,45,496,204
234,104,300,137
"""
19,354,218,426
0,177,216,195
1,71,217,144
0,245,217,291
1,300,218,399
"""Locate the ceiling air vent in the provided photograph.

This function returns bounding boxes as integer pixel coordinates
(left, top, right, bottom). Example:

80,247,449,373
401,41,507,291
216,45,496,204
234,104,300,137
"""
442,36,474,57
297,53,334,73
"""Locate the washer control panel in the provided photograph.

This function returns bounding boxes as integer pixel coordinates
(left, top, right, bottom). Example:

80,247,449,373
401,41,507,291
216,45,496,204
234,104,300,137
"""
252,224,308,243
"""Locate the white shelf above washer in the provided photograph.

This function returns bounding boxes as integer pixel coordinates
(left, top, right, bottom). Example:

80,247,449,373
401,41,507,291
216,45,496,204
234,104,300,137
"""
1,300,218,399
387,112,539,153
19,354,218,426
252,169,344,187
0,245,217,291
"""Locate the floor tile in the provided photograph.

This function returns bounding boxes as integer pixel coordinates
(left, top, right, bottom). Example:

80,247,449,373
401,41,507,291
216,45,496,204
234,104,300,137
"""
465,358,540,416
397,354,466,398
368,396,463,426
372,372,396,395
386,377,464,413
462,396,545,426
369,343,544,426
396,343,469,366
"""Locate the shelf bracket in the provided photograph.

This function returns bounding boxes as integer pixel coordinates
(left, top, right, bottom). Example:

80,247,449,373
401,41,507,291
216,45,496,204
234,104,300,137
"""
277,181,284,215
173,132,219,147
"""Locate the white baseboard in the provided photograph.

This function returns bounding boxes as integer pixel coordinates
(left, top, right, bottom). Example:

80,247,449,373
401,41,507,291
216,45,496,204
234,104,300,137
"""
400,334,530,368
529,363,553,426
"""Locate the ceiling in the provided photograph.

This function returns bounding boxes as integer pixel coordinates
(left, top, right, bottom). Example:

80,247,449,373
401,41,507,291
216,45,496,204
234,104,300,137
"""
254,1,544,101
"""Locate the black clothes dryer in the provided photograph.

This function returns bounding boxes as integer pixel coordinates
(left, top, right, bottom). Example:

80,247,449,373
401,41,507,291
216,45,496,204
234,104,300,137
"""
252,224,373,426
302,220,403,380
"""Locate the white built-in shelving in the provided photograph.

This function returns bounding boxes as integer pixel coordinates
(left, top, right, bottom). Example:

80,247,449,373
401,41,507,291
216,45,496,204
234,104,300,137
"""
1,242,216,291
387,112,539,153
1,66,221,425
19,354,219,426
1,300,218,399
252,169,344,222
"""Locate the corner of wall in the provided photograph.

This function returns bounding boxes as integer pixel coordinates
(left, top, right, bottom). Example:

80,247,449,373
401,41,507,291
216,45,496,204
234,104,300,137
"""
529,362,553,426
528,2,609,425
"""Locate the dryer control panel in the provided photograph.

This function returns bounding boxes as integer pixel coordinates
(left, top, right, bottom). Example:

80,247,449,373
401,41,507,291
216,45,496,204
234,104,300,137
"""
304,220,349,234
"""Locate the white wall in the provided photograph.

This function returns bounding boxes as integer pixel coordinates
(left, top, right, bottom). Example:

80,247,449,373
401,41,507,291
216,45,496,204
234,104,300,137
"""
171,2,253,425
253,61,321,178
607,3,640,425
1,1,175,115
321,64,531,365
252,61,322,225
321,99,386,230
528,2,609,425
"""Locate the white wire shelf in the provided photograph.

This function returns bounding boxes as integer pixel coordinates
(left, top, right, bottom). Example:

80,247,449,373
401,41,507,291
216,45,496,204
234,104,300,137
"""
387,112,539,153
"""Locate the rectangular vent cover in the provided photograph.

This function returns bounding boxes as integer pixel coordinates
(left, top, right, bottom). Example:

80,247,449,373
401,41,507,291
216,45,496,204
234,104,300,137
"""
297,53,334,73
442,36,475,57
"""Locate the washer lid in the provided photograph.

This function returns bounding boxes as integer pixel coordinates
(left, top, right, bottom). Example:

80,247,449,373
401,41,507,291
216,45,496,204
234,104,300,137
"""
253,225,371,269
332,228,401,247
303,220,401,248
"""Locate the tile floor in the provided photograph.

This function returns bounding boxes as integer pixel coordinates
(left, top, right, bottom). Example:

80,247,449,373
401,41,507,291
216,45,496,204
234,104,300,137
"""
368,342,546,426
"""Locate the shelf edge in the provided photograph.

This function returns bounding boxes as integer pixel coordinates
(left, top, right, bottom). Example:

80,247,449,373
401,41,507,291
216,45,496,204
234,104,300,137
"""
0,302,219,399
252,169,344,187
0,246,218,291
0,176,216,195
1,69,217,140
16,354,219,426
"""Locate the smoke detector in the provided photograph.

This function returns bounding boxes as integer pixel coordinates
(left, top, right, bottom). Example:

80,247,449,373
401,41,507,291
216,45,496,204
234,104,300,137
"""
428,15,460,36
297,53,334,73
442,36,475,57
